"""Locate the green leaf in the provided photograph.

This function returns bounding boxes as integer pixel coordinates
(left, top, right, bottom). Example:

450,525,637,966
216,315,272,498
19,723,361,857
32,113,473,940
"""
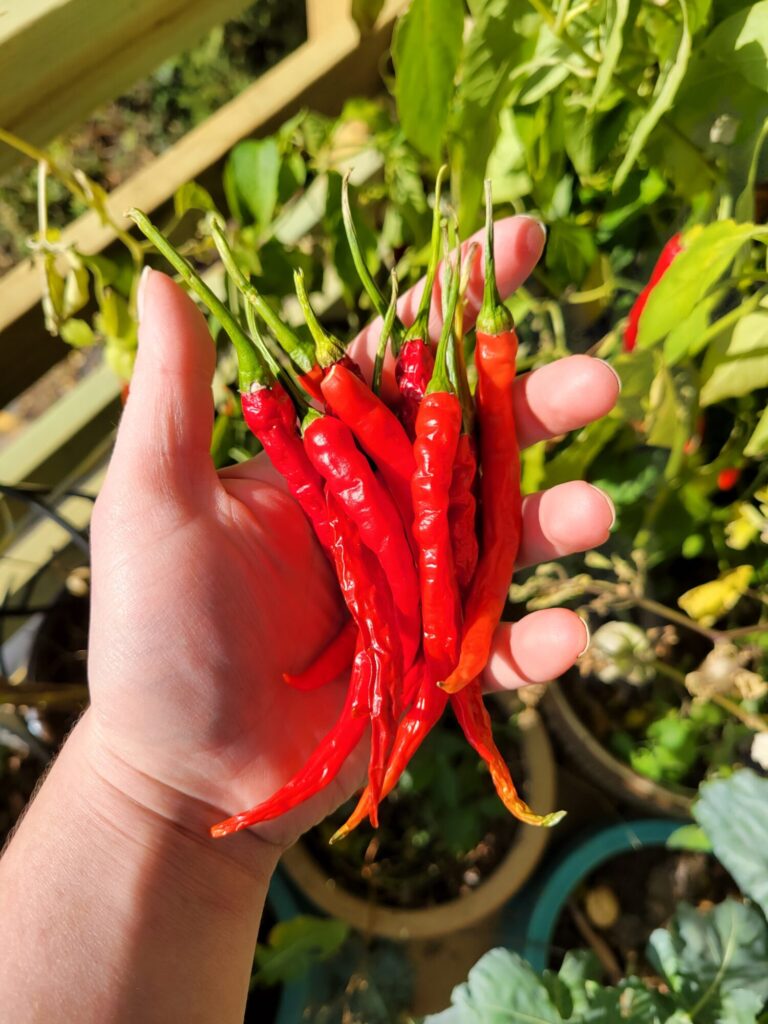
745,404,768,457
698,1,768,92
442,948,562,1023
351,0,385,31
666,824,713,853
614,0,692,191
694,770,768,920
556,950,602,1016
637,221,760,348
60,318,96,348
450,0,530,231
173,181,217,218
591,0,631,110
700,312,768,406
647,900,768,1020
392,0,465,165
253,916,349,986
223,137,281,228
663,292,719,366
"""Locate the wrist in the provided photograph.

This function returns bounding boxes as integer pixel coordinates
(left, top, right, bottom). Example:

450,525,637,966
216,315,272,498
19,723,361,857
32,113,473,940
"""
75,711,281,890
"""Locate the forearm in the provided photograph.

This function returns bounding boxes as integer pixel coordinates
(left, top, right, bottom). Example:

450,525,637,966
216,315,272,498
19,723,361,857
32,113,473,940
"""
0,712,279,1024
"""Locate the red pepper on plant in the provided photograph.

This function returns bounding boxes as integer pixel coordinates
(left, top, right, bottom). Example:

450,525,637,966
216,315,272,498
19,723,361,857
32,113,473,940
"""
623,233,684,353
717,467,741,491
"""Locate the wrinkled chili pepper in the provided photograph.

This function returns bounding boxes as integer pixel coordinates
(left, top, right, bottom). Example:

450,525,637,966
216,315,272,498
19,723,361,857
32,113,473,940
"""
451,680,565,827
303,409,420,672
331,246,462,840
320,361,415,541
282,618,358,691
441,182,523,695
395,166,445,437
624,233,684,353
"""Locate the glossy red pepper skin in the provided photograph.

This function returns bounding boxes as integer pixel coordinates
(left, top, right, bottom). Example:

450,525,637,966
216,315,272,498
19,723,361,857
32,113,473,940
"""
331,391,463,839
450,680,564,827
303,414,420,671
320,362,416,540
240,385,333,554
325,491,399,823
441,325,522,695
624,233,684,352
282,618,357,691
717,467,741,491
210,683,367,837
396,339,434,439
449,433,478,593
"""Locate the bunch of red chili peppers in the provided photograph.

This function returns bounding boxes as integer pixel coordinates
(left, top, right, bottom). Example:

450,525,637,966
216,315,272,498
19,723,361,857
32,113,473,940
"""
130,172,564,842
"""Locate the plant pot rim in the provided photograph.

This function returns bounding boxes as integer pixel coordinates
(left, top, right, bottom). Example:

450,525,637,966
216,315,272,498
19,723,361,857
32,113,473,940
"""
521,818,682,971
280,705,558,940
543,679,693,817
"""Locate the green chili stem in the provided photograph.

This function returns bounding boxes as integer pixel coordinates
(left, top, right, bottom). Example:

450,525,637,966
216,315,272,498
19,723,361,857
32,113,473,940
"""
453,240,479,432
404,164,447,344
128,208,267,391
341,172,405,352
373,270,399,395
210,220,314,374
293,269,346,369
476,180,514,337
427,243,460,395
243,301,308,411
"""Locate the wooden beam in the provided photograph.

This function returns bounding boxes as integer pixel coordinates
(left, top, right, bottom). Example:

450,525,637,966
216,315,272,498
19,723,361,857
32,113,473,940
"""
306,0,350,39
0,0,254,178
0,0,405,407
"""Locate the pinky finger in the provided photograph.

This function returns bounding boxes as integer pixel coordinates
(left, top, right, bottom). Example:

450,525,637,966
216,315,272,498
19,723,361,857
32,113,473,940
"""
483,608,589,693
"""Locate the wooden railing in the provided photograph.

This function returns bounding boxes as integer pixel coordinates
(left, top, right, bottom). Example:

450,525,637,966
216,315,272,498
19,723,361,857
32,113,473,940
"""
0,0,404,618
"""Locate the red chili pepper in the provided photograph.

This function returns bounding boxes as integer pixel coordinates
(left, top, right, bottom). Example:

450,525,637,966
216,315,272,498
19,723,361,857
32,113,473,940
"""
282,618,357,691
624,233,684,352
294,268,364,389
325,491,399,822
303,410,420,671
394,167,445,437
210,681,368,837
449,432,478,592
441,183,523,696
241,385,334,554
331,246,463,841
451,680,564,827
320,362,416,540
717,467,741,491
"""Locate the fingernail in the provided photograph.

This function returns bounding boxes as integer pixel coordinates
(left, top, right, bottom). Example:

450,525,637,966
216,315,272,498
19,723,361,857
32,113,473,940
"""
588,483,616,530
137,266,152,323
577,617,591,658
597,358,622,394
518,215,547,258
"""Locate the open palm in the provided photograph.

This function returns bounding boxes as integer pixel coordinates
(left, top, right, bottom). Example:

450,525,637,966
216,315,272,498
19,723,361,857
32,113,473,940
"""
86,216,618,851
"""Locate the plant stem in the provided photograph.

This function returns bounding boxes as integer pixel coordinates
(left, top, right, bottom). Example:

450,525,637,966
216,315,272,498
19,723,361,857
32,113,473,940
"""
652,660,768,734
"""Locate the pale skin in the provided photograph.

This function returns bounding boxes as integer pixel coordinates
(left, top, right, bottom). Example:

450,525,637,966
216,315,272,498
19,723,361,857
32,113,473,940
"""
0,216,619,1023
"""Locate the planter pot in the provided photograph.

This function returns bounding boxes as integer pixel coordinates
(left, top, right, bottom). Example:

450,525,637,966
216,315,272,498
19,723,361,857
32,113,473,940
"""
513,818,681,972
281,706,559,1015
543,680,693,818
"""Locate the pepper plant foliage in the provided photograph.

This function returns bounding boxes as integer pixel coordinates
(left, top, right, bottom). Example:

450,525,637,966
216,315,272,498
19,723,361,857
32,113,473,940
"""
425,771,768,1024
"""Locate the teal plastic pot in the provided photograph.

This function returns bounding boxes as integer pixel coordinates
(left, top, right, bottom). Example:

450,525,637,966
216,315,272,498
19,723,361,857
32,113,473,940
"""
519,819,681,971
266,869,314,1024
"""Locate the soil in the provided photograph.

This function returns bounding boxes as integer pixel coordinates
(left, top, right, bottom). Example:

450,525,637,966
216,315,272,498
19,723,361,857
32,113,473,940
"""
305,704,525,911
549,847,741,979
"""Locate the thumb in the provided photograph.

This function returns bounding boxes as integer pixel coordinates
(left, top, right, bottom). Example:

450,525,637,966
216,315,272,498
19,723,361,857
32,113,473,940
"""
108,268,218,498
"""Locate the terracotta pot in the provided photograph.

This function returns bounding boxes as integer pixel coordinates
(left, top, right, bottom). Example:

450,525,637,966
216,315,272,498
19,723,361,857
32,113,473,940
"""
542,680,692,818
280,706,558,940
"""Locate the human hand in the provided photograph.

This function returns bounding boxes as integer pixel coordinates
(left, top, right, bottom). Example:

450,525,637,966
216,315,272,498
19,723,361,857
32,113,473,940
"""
84,216,618,853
